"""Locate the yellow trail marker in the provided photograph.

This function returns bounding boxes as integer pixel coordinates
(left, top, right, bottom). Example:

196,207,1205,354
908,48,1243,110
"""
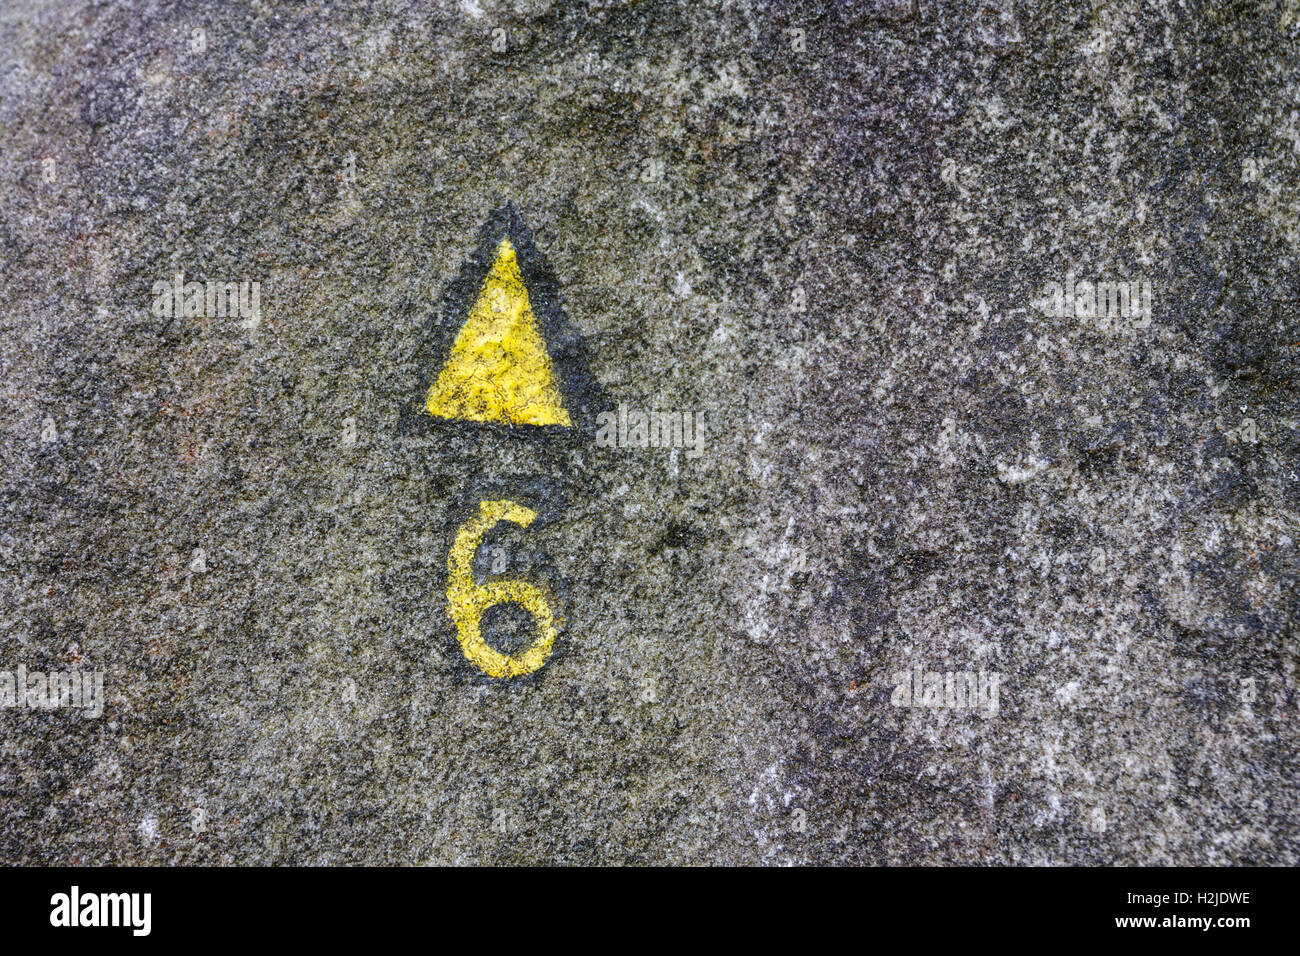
425,238,572,427
447,499,559,678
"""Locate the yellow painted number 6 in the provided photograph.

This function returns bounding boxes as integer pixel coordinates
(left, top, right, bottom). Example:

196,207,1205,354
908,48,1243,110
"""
447,499,558,678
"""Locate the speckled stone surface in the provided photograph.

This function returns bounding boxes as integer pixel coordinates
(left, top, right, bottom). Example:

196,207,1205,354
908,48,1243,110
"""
0,0,1296,864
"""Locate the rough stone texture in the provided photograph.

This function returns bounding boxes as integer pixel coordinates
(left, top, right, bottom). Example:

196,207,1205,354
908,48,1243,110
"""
0,0,1297,864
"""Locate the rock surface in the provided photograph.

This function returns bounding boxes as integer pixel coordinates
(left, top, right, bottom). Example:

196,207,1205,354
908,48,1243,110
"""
0,0,1297,864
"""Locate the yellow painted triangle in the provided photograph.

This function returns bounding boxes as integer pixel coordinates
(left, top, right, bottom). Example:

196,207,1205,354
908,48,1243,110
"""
425,238,572,427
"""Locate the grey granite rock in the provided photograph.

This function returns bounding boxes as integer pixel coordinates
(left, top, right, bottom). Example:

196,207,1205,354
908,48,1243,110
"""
0,0,1296,864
